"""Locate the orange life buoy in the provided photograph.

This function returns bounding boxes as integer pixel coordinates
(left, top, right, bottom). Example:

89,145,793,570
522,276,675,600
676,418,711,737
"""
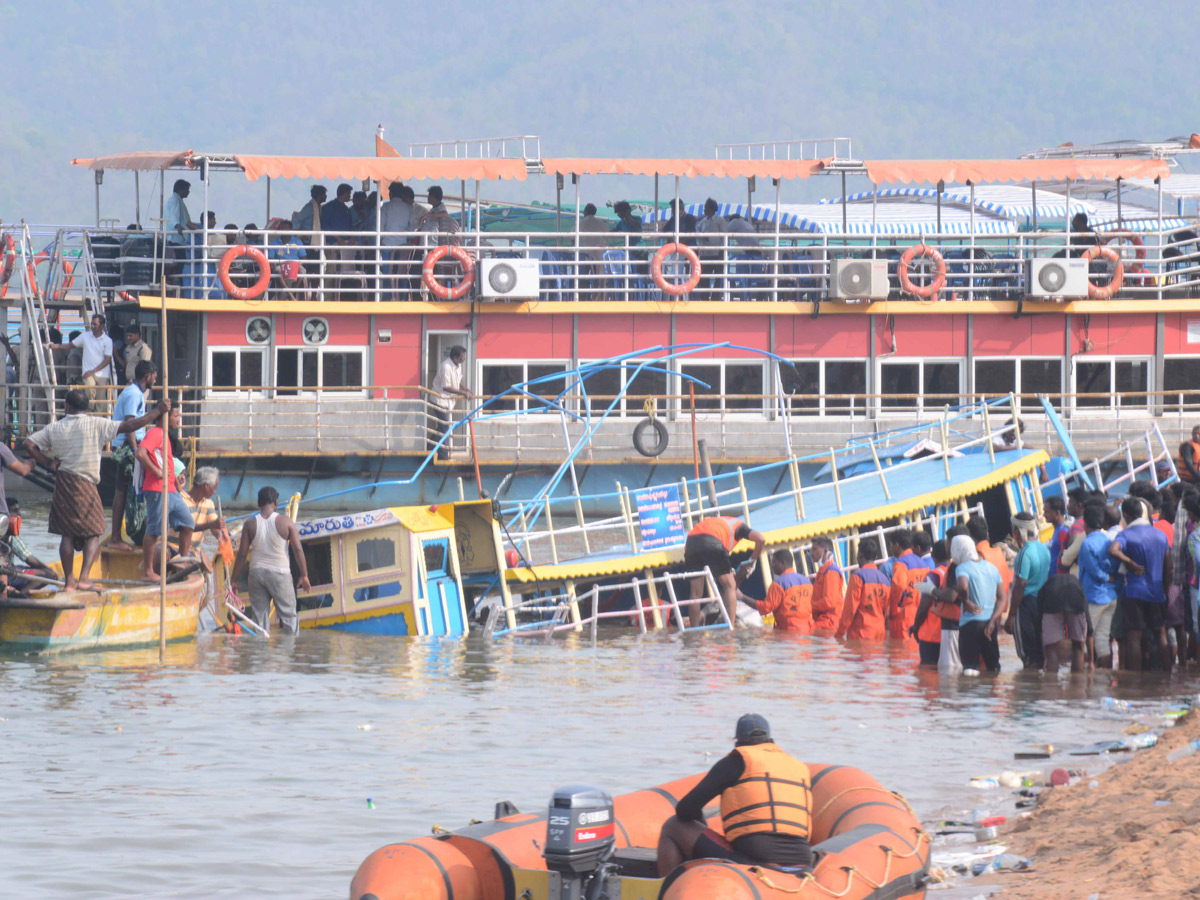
0,233,15,287
651,242,702,296
218,244,271,300
27,251,75,301
118,291,137,302
1102,231,1147,286
1082,244,1124,299
898,243,946,298
421,245,475,300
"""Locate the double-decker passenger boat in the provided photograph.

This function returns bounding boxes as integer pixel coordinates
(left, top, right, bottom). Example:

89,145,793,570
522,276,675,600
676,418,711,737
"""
4,133,1199,514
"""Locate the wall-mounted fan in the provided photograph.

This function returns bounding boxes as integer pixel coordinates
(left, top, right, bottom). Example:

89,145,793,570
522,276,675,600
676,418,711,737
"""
303,317,329,345
246,316,271,344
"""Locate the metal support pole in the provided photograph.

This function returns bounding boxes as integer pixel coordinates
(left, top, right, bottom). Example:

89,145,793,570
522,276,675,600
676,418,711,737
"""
829,447,842,511
697,438,719,510
135,171,142,228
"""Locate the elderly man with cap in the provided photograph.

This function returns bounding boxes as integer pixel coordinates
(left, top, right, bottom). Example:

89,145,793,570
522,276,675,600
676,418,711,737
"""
656,714,813,876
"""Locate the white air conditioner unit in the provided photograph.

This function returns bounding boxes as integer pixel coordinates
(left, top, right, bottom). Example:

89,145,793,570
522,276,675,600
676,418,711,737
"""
1026,257,1089,299
480,259,541,299
831,259,889,301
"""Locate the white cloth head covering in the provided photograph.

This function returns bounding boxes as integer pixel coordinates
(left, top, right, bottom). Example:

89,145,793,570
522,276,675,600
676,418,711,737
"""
1011,512,1040,539
951,534,979,566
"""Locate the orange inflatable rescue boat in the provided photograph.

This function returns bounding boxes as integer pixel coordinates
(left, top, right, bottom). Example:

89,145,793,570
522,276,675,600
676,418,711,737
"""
351,764,929,900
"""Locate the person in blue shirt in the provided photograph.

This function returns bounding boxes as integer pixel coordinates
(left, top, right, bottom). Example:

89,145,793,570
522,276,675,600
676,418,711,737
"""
322,183,355,301
1044,496,1070,575
108,360,156,550
1111,495,1174,672
913,530,934,569
945,534,1005,673
269,222,308,301
1077,501,1119,668
1005,511,1051,669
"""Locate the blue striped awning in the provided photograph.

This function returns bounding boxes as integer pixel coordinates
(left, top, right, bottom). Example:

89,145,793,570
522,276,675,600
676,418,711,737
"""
821,185,1096,220
642,201,1016,236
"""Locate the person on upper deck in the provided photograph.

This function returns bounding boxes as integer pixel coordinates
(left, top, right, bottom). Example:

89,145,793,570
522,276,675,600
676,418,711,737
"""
322,183,355,301
379,181,416,299
165,179,200,248
695,198,728,244
726,214,759,250
418,186,461,247
610,201,643,247
578,203,610,300
661,199,697,240
1067,212,1100,259
656,714,813,876
268,222,307,301
291,185,327,245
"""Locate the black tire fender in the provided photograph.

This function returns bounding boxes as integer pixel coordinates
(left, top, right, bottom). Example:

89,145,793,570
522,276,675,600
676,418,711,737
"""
633,417,669,457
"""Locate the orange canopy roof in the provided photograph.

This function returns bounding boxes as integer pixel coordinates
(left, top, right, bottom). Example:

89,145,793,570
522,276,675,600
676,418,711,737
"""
233,155,528,181
863,158,1170,185
72,150,196,171
540,158,829,179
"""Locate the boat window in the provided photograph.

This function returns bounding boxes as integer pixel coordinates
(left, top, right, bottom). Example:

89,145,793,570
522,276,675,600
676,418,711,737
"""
974,359,1015,398
577,359,668,416
880,360,961,413
784,361,820,413
356,537,397,573
923,362,961,408
975,358,1061,412
879,362,919,410
277,347,366,394
1074,359,1149,410
479,361,568,413
1019,359,1062,407
209,347,267,393
1164,358,1200,402
679,361,766,413
423,542,447,574
302,540,334,587
784,360,866,416
824,361,867,415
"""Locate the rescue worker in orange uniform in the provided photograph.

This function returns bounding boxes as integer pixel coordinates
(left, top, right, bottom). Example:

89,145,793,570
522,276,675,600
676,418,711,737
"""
1179,425,1200,484
910,539,953,665
737,548,813,633
809,536,845,636
835,540,889,640
887,529,930,642
683,515,765,628
656,714,813,876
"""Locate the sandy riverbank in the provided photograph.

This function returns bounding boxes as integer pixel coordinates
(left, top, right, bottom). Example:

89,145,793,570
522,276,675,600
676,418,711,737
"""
986,709,1200,899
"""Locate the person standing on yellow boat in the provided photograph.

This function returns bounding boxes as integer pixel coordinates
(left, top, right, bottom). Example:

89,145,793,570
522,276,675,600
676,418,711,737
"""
656,714,813,875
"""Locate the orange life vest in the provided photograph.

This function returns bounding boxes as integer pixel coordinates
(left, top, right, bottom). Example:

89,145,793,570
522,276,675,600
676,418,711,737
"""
757,569,813,633
916,564,948,643
836,564,889,640
888,552,929,641
720,743,812,842
1180,441,1200,482
929,564,962,623
688,516,743,552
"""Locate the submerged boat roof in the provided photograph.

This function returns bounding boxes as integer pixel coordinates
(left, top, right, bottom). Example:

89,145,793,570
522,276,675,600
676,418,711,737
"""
506,448,1046,585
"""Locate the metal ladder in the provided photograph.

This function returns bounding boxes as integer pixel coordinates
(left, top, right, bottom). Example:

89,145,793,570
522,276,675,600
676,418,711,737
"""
16,224,60,412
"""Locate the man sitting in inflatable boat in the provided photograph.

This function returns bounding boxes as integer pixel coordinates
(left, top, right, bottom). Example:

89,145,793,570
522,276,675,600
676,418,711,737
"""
656,714,813,876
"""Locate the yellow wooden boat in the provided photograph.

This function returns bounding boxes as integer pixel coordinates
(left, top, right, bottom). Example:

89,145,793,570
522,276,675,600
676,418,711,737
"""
0,546,206,654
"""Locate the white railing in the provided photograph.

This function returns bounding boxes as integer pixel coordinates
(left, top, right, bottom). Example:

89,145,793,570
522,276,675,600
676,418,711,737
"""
715,138,854,161
407,135,541,161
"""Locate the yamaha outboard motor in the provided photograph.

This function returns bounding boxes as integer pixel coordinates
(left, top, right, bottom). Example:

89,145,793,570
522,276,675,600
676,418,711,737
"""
543,785,616,900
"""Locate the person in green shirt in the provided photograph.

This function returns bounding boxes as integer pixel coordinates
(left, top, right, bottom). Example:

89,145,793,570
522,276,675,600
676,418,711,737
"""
1005,511,1051,669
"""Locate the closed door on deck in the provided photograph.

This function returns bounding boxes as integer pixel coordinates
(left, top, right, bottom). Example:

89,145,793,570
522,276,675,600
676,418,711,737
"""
420,537,464,636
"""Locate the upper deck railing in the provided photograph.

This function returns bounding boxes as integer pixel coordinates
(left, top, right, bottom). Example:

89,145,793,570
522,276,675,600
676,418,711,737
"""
18,218,1199,307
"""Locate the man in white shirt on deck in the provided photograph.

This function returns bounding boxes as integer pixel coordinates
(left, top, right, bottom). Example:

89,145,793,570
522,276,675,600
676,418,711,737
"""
430,345,471,460
59,314,114,414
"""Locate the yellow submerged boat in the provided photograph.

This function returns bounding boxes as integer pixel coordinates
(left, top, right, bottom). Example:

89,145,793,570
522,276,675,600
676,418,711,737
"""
0,546,206,654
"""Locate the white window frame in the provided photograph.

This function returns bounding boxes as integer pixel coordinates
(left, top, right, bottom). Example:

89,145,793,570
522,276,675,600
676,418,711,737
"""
274,345,368,397
1162,356,1200,408
972,356,1064,411
206,346,268,398
876,357,964,415
1070,355,1152,413
786,357,869,419
576,357,673,418
477,359,571,416
677,359,769,417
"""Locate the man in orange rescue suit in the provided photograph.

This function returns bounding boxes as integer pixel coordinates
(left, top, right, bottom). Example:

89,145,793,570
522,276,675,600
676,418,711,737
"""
1180,425,1200,484
836,540,889,640
737,548,812,632
887,529,930,642
809,536,845,635
684,515,766,627
656,714,813,876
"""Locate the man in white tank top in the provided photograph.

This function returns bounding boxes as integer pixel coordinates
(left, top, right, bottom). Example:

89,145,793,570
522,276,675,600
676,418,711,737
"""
230,486,311,634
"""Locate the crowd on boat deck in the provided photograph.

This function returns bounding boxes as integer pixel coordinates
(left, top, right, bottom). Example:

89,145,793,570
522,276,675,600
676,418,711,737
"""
682,473,1200,673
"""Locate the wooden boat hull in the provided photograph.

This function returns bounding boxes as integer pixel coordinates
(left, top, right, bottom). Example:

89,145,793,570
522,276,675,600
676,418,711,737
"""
350,765,928,900
0,575,205,654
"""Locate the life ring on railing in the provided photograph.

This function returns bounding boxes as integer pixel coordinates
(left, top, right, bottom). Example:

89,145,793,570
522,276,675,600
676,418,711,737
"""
633,416,669,457
651,242,702,296
26,251,75,301
118,291,137,302
1103,231,1147,285
898,243,947,298
218,244,271,300
0,233,15,288
1083,244,1124,299
421,245,475,300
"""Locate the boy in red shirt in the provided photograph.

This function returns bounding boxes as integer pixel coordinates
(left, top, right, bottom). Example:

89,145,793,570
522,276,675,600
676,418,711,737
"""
135,403,194,581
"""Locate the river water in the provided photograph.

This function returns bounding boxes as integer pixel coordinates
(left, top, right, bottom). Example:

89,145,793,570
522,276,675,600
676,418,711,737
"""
3,508,1200,897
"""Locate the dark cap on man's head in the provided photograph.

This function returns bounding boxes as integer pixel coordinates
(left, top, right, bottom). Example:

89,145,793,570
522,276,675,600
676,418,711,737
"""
735,713,771,745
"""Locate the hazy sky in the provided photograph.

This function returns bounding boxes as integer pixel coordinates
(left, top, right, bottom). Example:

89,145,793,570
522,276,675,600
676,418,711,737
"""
2,0,1197,225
